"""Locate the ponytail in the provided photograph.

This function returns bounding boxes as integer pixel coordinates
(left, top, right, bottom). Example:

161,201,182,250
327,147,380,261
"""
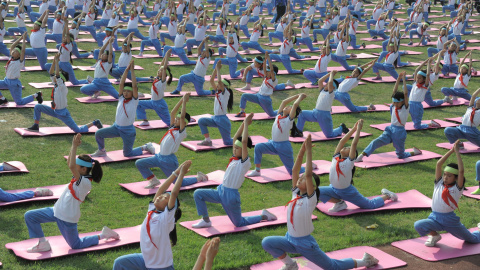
290,106,302,137
226,86,233,112
170,198,182,246
78,154,103,183
313,173,320,202
166,66,173,85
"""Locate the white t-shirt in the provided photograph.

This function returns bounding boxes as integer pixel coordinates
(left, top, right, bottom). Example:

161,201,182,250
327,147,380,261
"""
390,104,408,127
167,20,177,36
115,95,139,126
30,28,46,48
101,8,112,20
384,51,398,65
259,77,277,96
118,52,132,68
194,24,208,41
322,19,332,30
436,35,447,50
59,43,72,63
149,24,159,40
5,58,22,79
279,39,293,55
250,29,260,42
249,63,265,77
300,25,310,38
409,83,428,102
271,114,293,142
85,12,95,26
216,24,226,36
53,175,92,223
127,15,139,29
287,187,317,237
0,27,5,42
193,56,210,77
306,5,315,16
151,78,166,100
372,7,383,20
431,178,462,213
315,89,335,111
276,22,286,32
335,40,348,57
337,78,358,93
94,60,112,78
226,33,239,58
186,12,195,24
329,153,354,189
222,157,251,189
52,76,68,110
39,2,48,14
239,14,249,25
214,89,230,115
15,12,26,27
53,19,64,34
374,19,385,31
314,53,331,73
453,73,470,89
159,127,187,155
174,33,186,48
69,28,79,40
461,106,480,127
443,51,457,65
348,21,358,36
108,15,119,27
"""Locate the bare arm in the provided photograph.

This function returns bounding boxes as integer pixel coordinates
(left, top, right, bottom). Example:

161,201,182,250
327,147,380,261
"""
68,134,82,180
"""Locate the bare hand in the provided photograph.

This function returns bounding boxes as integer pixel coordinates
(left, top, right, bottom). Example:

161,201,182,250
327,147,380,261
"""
72,133,82,147
180,160,192,174
206,237,220,260
246,112,254,125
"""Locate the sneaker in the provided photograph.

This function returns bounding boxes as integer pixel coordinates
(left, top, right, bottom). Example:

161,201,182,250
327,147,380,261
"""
355,154,364,163
451,96,458,101
368,103,376,110
329,200,347,212
311,162,318,170
272,49,279,54
286,80,295,88
139,120,150,126
138,52,143,57
87,75,94,83
350,53,357,58
34,188,53,197
458,142,465,149
145,142,156,154
362,42,366,48
471,188,480,195
144,178,160,189
235,111,246,117
192,219,212,228
101,226,120,240
407,41,413,45
246,170,261,177
372,36,377,39
36,92,43,104
381,188,398,201
413,147,422,155
261,209,277,221
0,98,8,106
304,55,311,58
268,41,273,45
340,123,349,134
93,119,103,129
291,130,303,137
372,76,382,81
313,39,318,43
241,84,251,90
244,49,250,53
27,123,39,132
197,171,209,182
425,234,442,247
91,149,107,157
170,90,181,95
362,252,379,267
27,240,51,253
443,96,453,104
429,120,441,128
279,261,298,270
197,140,213,146
47,30,53,34
92,91,100,99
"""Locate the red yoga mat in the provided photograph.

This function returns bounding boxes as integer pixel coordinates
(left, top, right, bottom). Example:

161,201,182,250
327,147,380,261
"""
180,206,318,237
436,142,480,154
133,114,210,130
246,160,332,184
63,143,160,164
14,125,107,137
0,184,66,207
5,225,141,260
463,186,480,200
181,135,269,152
75,95,152,104
289,131,372,143
119,170,226,196
0,101,48,109
316,189,432,216
392,227,480,261
369,119,457,132
0,161,29,175
444,117,462,123
250,246,407,270
354,149,442,169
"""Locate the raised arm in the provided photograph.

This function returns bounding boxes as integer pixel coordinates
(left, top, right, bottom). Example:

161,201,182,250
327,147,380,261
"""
468,88,480,107
167,160,191,209
357,59,376,79
179,93,190,130
107,39,113,63
349,119,363,159
334,121,357,154
119,59,133,96
67,134,82,180
197,37,207,56
63,19,71,43
278,94,300,113
288,94,305,120
241,112,253,160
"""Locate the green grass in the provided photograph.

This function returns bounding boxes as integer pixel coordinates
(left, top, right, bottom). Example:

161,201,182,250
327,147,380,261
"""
0,2,479,269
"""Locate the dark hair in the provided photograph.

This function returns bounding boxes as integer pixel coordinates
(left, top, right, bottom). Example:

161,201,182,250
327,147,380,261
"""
351,150,358,185
236,136,253,148
222,79,234,112
313,173,320,201
255,56,263,63
184,112,191,123
170,198,182,246
289,106,302,136
78,154,102,183
392,91,405,100
272,64,278,75
60,69,70,82
208,48,214,57
332,79,339,89
166,67,173,85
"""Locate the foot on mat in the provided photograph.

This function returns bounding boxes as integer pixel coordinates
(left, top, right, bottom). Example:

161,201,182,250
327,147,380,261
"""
192,219,212,228
144,178,160,189
262,209,278,221
235,111,246,117
101,226,120,240
425,234,442,247
34,188,53,197
197,140,213,146
91,149,107,157
471,188,480,195
247,170,261,177
329,200,347,212
363,252,379,267
27,240,51,253
280,260,298,270
381,188,398,201
197,171,209,182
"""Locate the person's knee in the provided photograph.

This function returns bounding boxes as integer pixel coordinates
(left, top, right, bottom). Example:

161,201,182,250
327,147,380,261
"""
24,210,35,222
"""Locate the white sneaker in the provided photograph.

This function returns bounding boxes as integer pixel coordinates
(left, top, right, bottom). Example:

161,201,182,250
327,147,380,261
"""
27,240,51,253
425,234,442,247
451,96,458,101
286,80,295,88
329,200,347,212
92,91,100,99
311,162,318,170
443,96,453,104
261,209,277,221
139,120,150,126
91,149,107,157
429,120,441,128
381,188,398,201
34,188,53,197
47,30,53,34
137,92,145,98
145,142,156,155
138,52,143,57
197,171,209,182
279,260,298,270
101,226,120,240
368,103,376,110
362,252,379,267
244,49,250,53
87,75,94,83
247,170,261,177
413,147,422,155
268,41,273,45
355,154,364,162
192,219,212,228
144,178,160,189
241,84,251,90
272,49,279,53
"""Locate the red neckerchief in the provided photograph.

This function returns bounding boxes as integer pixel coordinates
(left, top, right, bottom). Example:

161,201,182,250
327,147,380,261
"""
31,28,39,32
68,176,92,203
160,127,180,143
17,13,24,20
442,182,460,211
199,57,206,67
51,86,56,109
88,12,93,20
170,20,174,26
146,210,159,249
5,57,13,70
395,107,404,126
130,15,135,20
448,51,454,64
470,107,477,124
122,97,132,118
56,18,62,23
229,43,236,53
99,61,107,73
335,156,346,180
416,83,427,90
152,78,160,96
459,73,468,87
61,43,70,52
410,11,415,22
285,194,302,230
227,156,239,168
257,67,264,77
103,35,110,41
220,25,225,34
317,54,325,70
302,25,307,35
386,51,393,61
264,77,275,89
283,39,290,50
215,90,223,110
351,21,356,32
276,114,288,133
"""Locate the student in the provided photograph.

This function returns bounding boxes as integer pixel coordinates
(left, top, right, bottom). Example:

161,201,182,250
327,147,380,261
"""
117,8,149,40
414,140,480,247
25,10,49,70
262,134,379,269
92,61,155,158
297,72,349,138
185,12,210,55
247,94,306,177
303,39,332,85
356,73,422,162
159,12,177,46
7,0,29,41
138,12,163,57
46,8,66,44
212,21,241,78
208,16,228,46
348,14,365,50
110,33,152,83
66,14,92,59
197,62,234,146
240,17,267,53
427,25,449,57
237,55,293,91
0,33,42,106
296,16,318,52
268,15,287,44
79,1,99,40
112,161,190,270
407,22,429,46
24,134,119,253
269,20,306,74
27,55,103,132
440,39,460,77
330,24,357,71
162,18,195,64
0,186,52,202
192,113,278,228
444,88,480,149
171,37,214,95
441,51,473,102
136,50,173,127
474,160,480,195
136,93,208,189
372,37,399,80
367,11,388,40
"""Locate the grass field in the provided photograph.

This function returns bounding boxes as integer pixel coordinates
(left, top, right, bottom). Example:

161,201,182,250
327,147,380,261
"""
0,1,479,269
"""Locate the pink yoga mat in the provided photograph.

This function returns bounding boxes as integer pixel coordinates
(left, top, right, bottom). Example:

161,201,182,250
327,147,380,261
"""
247,160,332,184
180,206,318,237
370,119,457,132
133,114,209,130
0,101,48,109
21,66,54,72
445,117,462,123
14,125,107,137
63,143,160,164
436,142,480,154
119,170,226,196
354,149,442,169
5,225,141,260
75,65,144,71
250,246,407,270
226,112,275,122
29,79,145,89
164,91,215,97
0,161,28,175
331,104,391,114
289,131,371,143
373,50,423,56
181,135,269,152
361,77,414,83
75,95,152,104
463,186,480,200
392,227,480,261
317,189,432,216
0,184,66,207
386,98,469,109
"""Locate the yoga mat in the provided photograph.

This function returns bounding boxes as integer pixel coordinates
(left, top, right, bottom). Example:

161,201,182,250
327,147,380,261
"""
5,225,141,260
444,117,462,123
354,149,442,169
369,119,457,132
463,186,480,200
75,65,144,71
119,170,226,196
361,77,414,83
289,131,372,143
180,206,318,237
0,184,66,207
29,81,87,89
436,142,480,154
246,160,332,184
133,114,210,129
373,50,423,56
163,91,215,97
14,125,107,137
0,101,49,109
21,66,57,72
226,112,275,122
392,227,480,261
250,246,407,270
181,135,269,152
386,98,469,109
75,95,152,104
331,104,391,114
63,143,160,164
317,189,432,216
0,161,29,175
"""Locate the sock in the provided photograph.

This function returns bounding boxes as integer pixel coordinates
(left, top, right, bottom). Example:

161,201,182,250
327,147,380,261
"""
203,216,210,223
205,137,211,142
39,237,47,242
33,93,38,98
280,255,294,265
255,166,261,172
142,145,147,151
355,259,367,267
